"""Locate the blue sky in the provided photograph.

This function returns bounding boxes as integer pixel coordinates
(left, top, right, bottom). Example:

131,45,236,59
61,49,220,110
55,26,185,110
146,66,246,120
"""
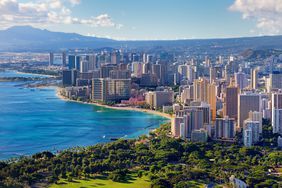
1,0,281,40
48,0,254,39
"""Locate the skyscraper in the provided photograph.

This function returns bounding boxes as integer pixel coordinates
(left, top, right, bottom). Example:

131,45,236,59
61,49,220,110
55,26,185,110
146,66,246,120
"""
223,85,239,120
173,108,204,138
208,82,217,121
235,71,248,90
248,111,262,133
270,71,282,90
142,63,150,74
209,67,216,83
272,92,282,134
71,69,78,86
152,64,162,85
215,116,235,139
238,93,261,128
62,70,72,86
178,64,190,81
80,60,91,73
75,56,81,70
250,68,258,89
171,117,183,138
86,55,97,71
180,123,186,139
145,90,174,109
243,120,260,147
68,55,76,69
193,77,209,102
100,65,117,78
132,62,143,78
62,52,66,67
180,85,194,105
92,78,131,102
184,101,211,125
111,51,120,64
177,64,194,83
49,52,54,67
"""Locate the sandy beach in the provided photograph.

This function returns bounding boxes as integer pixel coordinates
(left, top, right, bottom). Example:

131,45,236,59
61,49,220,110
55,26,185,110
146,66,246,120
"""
56,88,173,120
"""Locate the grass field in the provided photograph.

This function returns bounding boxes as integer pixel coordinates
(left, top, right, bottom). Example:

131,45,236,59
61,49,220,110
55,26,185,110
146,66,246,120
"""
185,180,206,188
50,173,151,188
276,168,282,173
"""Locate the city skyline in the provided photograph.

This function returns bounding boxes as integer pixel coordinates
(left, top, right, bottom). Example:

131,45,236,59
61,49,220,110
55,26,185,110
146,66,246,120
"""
0,1,282,187
1,0,282,40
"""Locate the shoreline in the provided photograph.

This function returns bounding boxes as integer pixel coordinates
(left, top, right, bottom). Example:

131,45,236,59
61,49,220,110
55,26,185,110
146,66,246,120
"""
0,84,171,161
55,89,173,121
16,70,58,78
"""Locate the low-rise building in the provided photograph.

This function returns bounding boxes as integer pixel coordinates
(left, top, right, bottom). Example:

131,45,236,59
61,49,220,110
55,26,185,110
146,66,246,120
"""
163,105,173,113
62,86,90,101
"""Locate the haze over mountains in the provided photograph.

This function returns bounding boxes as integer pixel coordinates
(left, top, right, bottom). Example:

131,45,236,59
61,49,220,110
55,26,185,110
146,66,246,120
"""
0,26,115,52
1,26,282,52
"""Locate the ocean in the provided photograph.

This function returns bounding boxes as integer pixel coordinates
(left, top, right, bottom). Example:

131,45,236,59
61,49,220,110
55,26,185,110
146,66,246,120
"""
0,70,168,160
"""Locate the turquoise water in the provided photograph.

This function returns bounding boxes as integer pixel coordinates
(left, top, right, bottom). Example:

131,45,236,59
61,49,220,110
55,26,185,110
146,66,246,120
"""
0,71,168,160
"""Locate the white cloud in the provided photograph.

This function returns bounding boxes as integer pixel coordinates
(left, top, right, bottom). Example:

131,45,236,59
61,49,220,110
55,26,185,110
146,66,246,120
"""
0,0,122,29
0,0,19,14
229,0,282,35
69,0,80,6
87,33,127,40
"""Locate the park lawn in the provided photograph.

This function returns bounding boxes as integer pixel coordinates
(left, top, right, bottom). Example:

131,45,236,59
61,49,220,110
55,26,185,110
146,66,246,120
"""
50,174,151,188
276,167,282,173
185,180,206,188
185,180,225,188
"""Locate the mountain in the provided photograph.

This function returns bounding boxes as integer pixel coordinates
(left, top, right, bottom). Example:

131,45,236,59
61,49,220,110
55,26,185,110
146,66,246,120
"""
0,26,116,52
240,48,282,60
1,26,282,52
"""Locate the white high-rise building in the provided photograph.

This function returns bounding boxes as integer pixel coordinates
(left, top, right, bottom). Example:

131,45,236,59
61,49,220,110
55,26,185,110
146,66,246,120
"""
178,64,194,83
250,68,259,90
80,60,91,73
171,117,183,137
180,123,186,139
92,78,131,102
272,109,282,134
178,65,188,80
243,127,253,147
172,107,208,139
248,111,262,133
235,72,248,90
218,55,223,64
180,85,194,105
132,62,143,78
272,92,282,134
243,120,260,147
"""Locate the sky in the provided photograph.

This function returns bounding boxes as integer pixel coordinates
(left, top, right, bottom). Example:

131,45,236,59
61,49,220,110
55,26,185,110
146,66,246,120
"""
0,0,282,40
